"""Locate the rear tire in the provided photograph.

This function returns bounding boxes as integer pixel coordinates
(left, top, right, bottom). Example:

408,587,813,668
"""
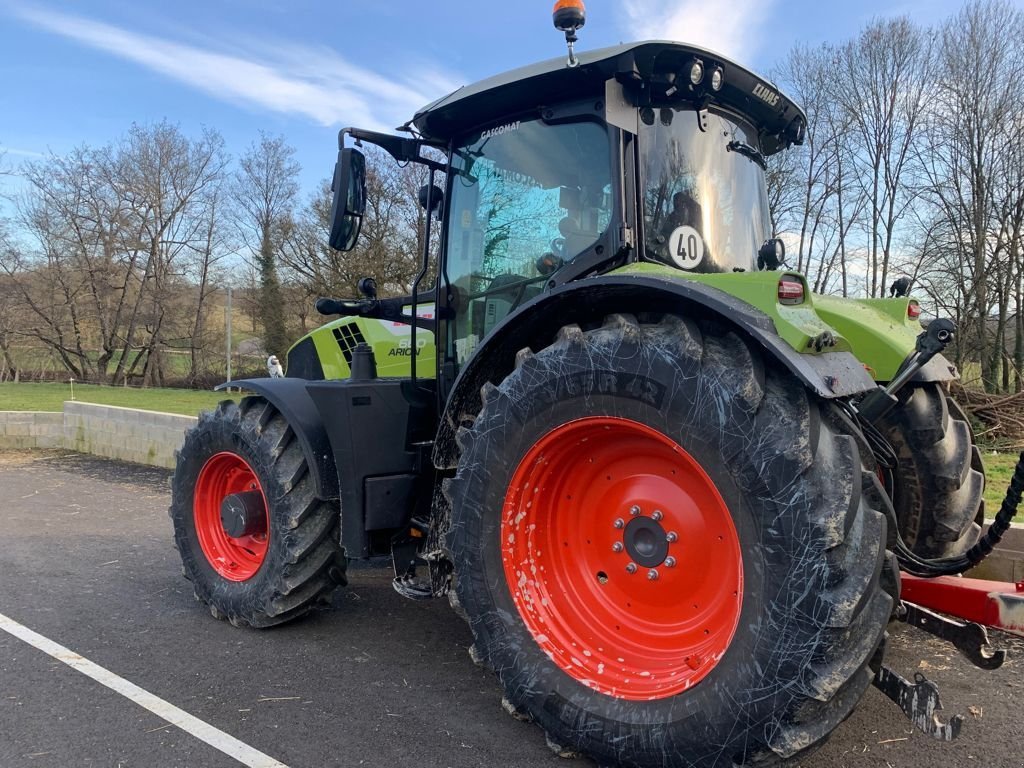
170,397,346,628
445,314,891,767
878,383,985,559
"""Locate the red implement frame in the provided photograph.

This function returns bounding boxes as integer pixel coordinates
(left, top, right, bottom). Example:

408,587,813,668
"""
901,573,1024,636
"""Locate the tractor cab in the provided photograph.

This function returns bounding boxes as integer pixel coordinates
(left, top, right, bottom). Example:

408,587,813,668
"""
327,38,807,380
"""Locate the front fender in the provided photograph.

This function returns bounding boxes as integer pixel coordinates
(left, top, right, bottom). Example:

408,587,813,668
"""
215,378,339,500
813,294,956,383
433,274,877,470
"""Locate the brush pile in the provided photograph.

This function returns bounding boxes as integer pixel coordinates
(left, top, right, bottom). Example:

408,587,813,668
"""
950,383,1024,449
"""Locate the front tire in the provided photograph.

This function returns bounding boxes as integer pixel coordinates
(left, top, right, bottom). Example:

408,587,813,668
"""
878,383,985,559
445,314,892,768
170,397,346,628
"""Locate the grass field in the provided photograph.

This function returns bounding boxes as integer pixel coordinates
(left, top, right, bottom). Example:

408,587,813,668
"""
0,382,225,416
981,450,1024,522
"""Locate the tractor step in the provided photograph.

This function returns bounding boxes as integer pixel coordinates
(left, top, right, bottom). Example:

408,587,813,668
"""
898,601,1006,670
391,532,433,601
872,665,963,741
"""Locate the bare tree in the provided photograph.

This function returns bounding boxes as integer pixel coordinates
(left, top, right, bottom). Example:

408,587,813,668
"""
1,123,229,385
233,133,299,358
918,0,1024,390
833,17,934,297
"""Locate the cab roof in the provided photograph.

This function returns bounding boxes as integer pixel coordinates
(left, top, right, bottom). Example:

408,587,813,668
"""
411,41,806,155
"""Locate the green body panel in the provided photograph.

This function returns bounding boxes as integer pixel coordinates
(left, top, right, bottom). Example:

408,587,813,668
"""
289,313,437,380
613,263,921,380
288,271,919,386
812,294,922,381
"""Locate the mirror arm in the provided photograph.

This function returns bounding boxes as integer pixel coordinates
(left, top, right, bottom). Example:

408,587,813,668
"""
342,127,447,172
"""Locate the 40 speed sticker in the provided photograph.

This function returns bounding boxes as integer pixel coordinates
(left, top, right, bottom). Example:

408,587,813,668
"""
668,225,704,270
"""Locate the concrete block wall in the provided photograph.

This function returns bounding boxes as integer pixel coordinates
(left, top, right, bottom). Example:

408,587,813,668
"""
0,403,197,469
63,402,197,469
0,411,65,450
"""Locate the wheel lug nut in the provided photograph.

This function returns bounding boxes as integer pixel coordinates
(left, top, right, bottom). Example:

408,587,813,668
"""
629,505,641,516
626,563,637,574
664,556,676,568
612,542,624,553
647,569,659,580
651,510,663,522
666,531,678,543
613,518,624,529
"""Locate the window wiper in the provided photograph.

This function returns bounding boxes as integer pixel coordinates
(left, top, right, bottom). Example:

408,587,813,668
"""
726,140,766,169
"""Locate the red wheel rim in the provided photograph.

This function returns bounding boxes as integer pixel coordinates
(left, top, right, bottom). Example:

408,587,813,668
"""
502,417,743,700
194,452,269,581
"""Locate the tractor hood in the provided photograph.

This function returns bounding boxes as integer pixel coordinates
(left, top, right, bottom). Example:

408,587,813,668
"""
412,41,807,154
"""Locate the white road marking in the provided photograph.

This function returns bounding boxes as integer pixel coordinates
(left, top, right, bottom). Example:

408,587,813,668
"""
0,611,289,768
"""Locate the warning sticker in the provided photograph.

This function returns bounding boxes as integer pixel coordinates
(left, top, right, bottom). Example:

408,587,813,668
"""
667,226,704,270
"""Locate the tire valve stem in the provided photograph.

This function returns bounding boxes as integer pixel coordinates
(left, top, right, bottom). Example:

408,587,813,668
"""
629,505,641,516
666,531,678,543
612,542,624,553
651,510,663,521
647,569,659,581
626,562,638,574
613,518,625,529
664,556,676,568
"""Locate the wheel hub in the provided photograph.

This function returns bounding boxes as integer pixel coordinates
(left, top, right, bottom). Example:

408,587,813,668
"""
220,491,267,538
622,514,670,567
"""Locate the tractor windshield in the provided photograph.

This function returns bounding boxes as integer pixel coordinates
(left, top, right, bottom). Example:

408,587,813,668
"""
445,118,612,364
640,109,771,274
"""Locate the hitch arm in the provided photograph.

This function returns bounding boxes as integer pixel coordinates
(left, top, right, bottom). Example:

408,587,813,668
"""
872,666,964,741
898,601,1006,670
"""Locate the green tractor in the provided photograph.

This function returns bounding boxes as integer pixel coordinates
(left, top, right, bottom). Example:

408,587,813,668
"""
170,6,1015,766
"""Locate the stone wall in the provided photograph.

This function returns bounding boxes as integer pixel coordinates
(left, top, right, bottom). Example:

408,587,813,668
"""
0,402,197,469
0,411,65,450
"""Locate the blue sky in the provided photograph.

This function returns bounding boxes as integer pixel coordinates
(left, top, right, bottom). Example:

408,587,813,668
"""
0,0,988,197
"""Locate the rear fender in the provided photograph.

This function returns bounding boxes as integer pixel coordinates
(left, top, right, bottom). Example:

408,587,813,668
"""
215,378,339,500
433,274,878,470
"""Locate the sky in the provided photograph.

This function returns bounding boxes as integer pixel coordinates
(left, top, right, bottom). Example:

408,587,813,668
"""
0,0,988,199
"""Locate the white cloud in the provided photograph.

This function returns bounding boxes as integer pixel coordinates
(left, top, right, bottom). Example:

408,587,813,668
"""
621,0,776,61
0,146,46,158
11,6,462,131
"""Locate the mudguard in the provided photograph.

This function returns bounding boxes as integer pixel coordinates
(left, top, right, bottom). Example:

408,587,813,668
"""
215,378,339,500
433,273,878,470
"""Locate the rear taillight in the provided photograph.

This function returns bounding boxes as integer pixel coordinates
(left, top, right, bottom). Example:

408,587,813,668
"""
777,276,804,305
908,301,922,319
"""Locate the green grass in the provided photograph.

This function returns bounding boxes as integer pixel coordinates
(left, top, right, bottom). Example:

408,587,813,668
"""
0,382,225,416
980,450,1024,523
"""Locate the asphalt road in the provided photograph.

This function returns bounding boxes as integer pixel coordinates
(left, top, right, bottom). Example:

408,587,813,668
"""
1,450,1022,768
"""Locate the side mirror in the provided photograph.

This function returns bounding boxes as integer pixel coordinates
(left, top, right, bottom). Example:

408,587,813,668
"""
329,148,366,252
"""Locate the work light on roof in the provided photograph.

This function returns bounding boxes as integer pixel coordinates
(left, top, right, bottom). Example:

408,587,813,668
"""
688,58,705,85
710,66,724,91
